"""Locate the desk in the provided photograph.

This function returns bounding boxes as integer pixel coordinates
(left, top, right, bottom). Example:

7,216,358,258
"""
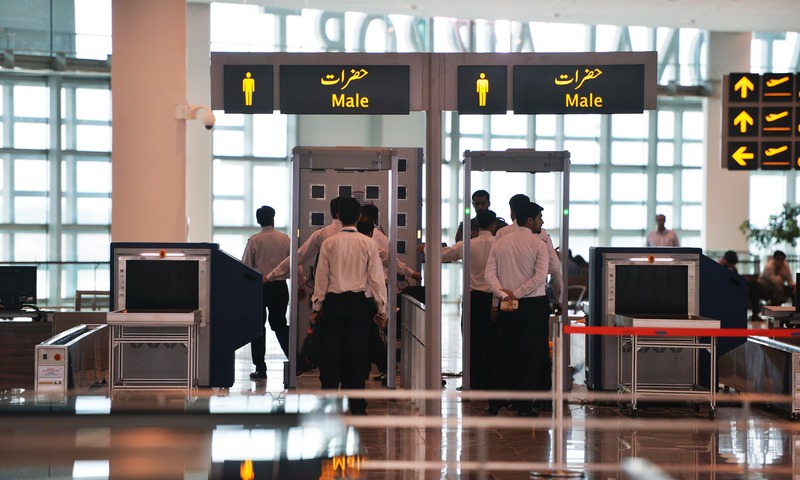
107,310,200,391
615,314,719,419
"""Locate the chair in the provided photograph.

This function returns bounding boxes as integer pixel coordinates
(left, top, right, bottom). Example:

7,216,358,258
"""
567,285,587,312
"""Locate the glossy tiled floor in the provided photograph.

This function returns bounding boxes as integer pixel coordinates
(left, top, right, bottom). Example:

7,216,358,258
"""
3,309,800,479
226,309,800,480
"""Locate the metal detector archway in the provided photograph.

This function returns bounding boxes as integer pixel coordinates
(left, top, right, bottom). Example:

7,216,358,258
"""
462,148,571,472
288,146,420,389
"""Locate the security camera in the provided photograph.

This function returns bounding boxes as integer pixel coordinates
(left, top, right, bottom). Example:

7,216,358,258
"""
202,110,216,130
176,103,216,131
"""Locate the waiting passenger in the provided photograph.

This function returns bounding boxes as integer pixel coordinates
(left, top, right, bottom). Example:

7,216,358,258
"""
455,189,508,242
752,250,796,319
717,250,739,273
645,213,680,247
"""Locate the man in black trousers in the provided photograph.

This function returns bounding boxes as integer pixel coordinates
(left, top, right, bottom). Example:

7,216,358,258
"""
484,202,550,417
310,197,387,415
241,205,291,379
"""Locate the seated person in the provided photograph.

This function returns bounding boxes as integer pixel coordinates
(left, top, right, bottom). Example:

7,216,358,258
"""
717,250,739,273
751,250,796,319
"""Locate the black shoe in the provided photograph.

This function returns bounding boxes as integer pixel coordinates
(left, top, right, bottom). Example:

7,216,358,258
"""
249,370,267,379
484,405,500,416
517,409,539,417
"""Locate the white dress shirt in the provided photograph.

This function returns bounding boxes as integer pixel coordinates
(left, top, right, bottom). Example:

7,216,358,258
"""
312,226,387,313
265,219,343,282
485,227,549,300
440,230,495,293
241,226,290,276
496,223,562,302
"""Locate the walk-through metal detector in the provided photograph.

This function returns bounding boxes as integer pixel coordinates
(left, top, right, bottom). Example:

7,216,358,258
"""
287,146,423,389
461,149,570,391
463,149,572,477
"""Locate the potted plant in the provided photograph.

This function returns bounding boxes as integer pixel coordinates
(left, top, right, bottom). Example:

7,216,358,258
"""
739,202,800,250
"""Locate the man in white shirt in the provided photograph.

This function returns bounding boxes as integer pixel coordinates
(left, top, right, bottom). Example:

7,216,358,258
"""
496,194,563,316
645,213,680,247
264,197,344,293
311,197,387,415
484,202,550,417
241,205,291,379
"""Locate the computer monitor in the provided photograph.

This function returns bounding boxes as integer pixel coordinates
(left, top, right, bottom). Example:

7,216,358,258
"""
0,266,37,309
796,273,800,311
124,259,200,311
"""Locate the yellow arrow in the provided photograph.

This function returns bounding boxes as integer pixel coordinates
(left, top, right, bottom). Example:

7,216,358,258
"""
765,145,788,157
734,76,755,99
733,110,754,133
731,146,754,166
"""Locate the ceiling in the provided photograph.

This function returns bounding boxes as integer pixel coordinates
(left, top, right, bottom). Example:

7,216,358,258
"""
206,0,800,34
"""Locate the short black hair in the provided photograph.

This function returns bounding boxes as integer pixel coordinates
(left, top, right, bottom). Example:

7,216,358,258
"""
356,214,375,236
509,194,530,216
337,197,361,225
516,202,543,226
361,203,379,224
774,250,787,260
476,209,497,229
723,250,738,265
472,190,490,202
256,205,275,226
330,197,342,218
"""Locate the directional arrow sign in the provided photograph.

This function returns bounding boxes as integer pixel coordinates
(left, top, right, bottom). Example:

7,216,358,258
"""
727,107,758,137
732,146,754,165
733,110,753,133
728,73,759,103
727,142,758,169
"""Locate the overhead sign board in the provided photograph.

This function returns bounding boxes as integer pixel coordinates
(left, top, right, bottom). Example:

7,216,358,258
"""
513,64,645,114
223,65,274,114
279,65,410,114
723,72,799,170
457,66,508,114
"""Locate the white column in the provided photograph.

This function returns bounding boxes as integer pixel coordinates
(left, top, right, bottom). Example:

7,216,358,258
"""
186,3,213,242
703,31,752,252
111,0,187,242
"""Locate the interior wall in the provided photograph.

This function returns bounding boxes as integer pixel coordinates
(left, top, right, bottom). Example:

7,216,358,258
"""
703,31,752,253
111,0,188,242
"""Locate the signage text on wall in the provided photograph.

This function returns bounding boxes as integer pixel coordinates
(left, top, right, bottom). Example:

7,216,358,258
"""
279,65,410,114
513,64,646,114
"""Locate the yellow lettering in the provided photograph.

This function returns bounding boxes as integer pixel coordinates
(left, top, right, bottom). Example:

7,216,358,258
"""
332,455,347,471
331,93,370,109
565,93,603,108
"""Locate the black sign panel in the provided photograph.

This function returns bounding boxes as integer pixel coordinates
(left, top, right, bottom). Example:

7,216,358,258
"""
761,142,792,169
722,73,799,170
727,142,759,170
223,65,274,114
761,107,793,136
762,73,794,102
727,107,759,137
728,73,759,103
513,64,645,114
457,66,507,114
279,65,410,114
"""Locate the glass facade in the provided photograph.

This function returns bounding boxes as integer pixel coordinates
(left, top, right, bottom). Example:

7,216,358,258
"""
0,1,798,305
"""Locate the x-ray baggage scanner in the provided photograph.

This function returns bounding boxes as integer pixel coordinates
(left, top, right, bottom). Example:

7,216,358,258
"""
288,146,423,388
461,149,570,391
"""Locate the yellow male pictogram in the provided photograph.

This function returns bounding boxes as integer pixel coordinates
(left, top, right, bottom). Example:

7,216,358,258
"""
242,72,255,106
476,72,489,107
239,459,254,480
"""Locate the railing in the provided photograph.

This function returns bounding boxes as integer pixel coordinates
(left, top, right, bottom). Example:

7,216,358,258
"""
400,293,427,414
